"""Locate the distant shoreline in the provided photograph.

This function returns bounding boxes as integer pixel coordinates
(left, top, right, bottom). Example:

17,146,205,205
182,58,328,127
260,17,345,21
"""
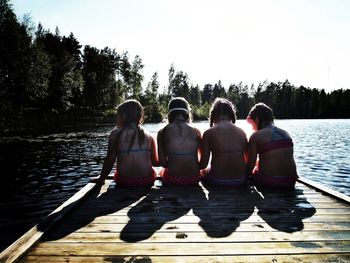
1,108,349,138
0,108,116,137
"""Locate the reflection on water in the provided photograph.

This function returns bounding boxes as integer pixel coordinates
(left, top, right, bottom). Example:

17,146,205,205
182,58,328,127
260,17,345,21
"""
0,127,109,251
0,119,349,251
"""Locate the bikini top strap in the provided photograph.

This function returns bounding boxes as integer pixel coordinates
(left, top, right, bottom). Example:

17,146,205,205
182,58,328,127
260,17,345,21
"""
270,126,277,140
271,126,290,141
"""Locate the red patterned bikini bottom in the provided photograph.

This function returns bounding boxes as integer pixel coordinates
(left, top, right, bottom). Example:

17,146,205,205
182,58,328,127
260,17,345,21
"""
114,169,156,187
160,168,201,185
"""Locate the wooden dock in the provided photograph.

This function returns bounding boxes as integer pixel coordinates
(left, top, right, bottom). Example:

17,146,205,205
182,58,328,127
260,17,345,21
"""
1,178,350,262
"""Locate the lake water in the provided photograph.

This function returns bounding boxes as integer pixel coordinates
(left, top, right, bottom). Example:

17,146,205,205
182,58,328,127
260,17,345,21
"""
0,119,349,251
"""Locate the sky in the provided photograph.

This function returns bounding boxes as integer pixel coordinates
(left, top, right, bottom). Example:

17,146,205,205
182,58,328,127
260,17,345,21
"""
12,0,350,93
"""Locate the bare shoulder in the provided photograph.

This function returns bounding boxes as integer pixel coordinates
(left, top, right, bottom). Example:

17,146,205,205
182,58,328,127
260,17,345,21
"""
249,130,260,143
202,126,214,138
236,125,247,137
191,126,202,138
143,127,151,137
278,126,292,138
109,127,121,141
157,126,165,138
107,128,121,150
144,129,155,142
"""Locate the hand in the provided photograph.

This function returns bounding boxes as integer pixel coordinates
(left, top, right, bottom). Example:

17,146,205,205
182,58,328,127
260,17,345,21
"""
90,176,105,185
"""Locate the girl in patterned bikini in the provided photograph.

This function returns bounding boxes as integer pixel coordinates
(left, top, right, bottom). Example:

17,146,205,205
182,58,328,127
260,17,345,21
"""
157,97,202,185
91,99,158,186
246,103,298,188
199,98,248,186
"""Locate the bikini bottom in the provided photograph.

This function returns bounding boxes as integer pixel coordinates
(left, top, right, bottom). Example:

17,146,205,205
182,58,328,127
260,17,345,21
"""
201,169,246,186
160,168,201,185
252,166,298,188
114,169,156,187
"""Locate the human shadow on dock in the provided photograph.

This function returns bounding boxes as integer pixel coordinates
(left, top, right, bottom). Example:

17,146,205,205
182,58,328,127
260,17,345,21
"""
192,183,258,237
120,184,207,242
254,186,316,233
43,183,153,241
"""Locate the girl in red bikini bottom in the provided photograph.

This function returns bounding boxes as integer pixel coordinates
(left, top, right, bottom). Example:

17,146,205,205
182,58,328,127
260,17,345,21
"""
157,97,202,186
90,100,159,186
159,169,201,185
114,169,157,187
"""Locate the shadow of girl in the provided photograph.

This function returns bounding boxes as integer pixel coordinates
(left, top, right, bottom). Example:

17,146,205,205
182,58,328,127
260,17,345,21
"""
43,184,152,241
255,187,316,233
193,183,258,238
120,184,207,242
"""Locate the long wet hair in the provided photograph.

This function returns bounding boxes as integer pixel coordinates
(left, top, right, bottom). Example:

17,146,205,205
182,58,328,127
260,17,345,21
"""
209,98,237,127
116,99,145,152
247,102,274,130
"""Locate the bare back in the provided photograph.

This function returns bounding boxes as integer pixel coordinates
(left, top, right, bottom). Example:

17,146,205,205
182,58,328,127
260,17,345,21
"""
200,121,247,179
114,127,156,178
247,125,297,177
158,120,201,177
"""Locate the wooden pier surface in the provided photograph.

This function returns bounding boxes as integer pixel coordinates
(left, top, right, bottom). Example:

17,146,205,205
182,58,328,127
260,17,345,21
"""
1,178,350,262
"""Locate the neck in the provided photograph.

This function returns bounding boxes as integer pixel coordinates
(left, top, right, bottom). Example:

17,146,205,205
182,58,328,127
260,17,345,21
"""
126,122,138,128
263,121,274,129
214,118,232,125
174,115,186,122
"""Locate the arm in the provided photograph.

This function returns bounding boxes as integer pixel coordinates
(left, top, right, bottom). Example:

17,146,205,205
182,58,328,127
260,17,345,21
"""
246,134,258,178
243,133,249,163
149,134,159,166
193,127,202,161
199,130,210,170
91,130,118,184
157,129,168,168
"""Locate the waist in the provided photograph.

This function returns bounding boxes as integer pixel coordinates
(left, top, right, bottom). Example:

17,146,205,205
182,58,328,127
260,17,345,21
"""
206,175,246,182
203,172,246,186
253,168,298,179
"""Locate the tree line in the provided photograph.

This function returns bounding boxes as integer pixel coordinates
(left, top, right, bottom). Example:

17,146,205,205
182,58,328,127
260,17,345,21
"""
1,0,349,132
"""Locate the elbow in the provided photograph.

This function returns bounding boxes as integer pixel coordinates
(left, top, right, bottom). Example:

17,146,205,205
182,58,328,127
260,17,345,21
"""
245,164,254,177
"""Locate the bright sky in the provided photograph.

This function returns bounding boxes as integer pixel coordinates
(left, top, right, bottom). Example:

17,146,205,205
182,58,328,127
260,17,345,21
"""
12,0,350,93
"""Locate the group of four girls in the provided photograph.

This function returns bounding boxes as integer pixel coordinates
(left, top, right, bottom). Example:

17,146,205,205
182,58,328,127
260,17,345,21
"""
91,97,298,188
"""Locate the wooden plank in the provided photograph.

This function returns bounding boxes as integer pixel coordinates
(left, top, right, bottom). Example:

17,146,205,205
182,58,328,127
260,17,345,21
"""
76,185,338,200
59,214,350,224
6,177,350,263
0,183,98,263
298,177,350,204
47,221,350,233
68,202,348,217
46,230,350,243
22,254,350,263
27,241,350,256
64,207,350,217
75,200,340,210
97,181,323,196
77,198,349,206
